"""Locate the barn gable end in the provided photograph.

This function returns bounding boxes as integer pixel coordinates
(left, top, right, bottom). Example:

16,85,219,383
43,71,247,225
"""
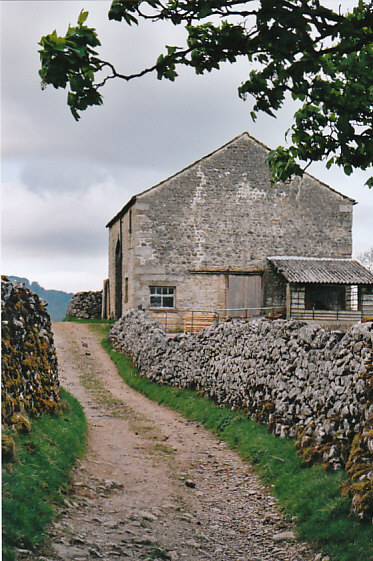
104,133,363,326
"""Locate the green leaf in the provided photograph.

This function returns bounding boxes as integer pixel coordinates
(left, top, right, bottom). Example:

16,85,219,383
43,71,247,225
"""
37,0,373,190
344,165,353,176
77,9,89,26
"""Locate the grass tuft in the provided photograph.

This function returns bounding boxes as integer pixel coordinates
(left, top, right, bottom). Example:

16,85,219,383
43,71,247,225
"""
2,388,87,561
90,322,373,561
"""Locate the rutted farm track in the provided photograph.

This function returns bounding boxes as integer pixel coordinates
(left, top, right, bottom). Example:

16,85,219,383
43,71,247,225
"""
20,322,318,561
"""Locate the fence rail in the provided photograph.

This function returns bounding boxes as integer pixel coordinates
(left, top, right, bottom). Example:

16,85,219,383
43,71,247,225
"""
184,312,218,334
215,306,285,319
149,304,370,333
291,310,362,322
149,306,285,333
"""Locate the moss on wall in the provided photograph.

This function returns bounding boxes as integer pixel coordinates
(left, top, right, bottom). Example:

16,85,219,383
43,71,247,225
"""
1,276,59,428
340,362,373,520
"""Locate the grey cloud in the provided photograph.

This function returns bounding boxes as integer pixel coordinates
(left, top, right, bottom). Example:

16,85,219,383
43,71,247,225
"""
12,155,172,197
1,1,254,168
4,219,107,259
19,158,110,194
2,0,371,293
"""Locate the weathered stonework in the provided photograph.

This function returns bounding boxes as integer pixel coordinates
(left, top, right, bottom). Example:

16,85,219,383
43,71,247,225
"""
105,133,354,319
1,276,59,426
110,310,373,520
66,290,103,319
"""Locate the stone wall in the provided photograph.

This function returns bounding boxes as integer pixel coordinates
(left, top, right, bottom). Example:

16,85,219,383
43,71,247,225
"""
66,290,103,319
1,277,59,428
109,310,373,520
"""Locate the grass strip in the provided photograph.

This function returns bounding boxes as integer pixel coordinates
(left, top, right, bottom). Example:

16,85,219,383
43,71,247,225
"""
63,316,114,324
2,388,87,561
90,322,373,561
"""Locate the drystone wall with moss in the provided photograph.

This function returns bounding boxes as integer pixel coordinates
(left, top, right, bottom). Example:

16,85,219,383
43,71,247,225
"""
66,290,102,319
110,310,373,521
1,277,59,428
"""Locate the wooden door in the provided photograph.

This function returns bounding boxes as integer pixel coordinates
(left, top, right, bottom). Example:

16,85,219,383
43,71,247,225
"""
226,275,262,316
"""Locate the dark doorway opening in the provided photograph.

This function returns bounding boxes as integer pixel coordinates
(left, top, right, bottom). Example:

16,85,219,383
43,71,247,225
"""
305,284,345,311
115,240,122,318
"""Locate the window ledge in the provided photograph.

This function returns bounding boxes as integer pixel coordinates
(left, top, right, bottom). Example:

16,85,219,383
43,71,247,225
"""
149,307,177,312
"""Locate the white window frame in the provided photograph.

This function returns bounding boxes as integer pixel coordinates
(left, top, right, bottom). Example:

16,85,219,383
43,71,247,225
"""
149,286,175,308
350,285,358,311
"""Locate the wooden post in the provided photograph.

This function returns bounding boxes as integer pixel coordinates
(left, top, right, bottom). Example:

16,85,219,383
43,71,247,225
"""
286,283,291,319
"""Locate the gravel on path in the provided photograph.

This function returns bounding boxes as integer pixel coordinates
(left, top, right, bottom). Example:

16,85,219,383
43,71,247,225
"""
17,322,322,561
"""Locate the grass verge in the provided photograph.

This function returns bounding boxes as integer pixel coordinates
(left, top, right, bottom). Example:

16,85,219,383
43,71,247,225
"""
2,388,87,561
62,316,114,324
89,322,373,561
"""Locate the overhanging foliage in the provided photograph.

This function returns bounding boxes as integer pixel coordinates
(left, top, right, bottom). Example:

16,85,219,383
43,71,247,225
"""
39,1,373,186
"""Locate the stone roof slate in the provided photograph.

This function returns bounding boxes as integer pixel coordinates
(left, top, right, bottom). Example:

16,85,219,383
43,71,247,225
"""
268,257,373,285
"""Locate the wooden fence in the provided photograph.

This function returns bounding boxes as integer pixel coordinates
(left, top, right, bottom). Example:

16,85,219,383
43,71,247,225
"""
150,303,369,334
150,307,285,334
291,310,362,322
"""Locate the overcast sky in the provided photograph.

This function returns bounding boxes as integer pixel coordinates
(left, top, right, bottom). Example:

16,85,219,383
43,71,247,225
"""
1,0,372,293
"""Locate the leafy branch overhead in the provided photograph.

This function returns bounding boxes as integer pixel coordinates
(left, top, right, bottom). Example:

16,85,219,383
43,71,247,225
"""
39,1,373,187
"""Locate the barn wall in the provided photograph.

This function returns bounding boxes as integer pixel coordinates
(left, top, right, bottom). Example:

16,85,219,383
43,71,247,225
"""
134,135,353,277
107,134,353,316
263,265,287,310
108,219,121,318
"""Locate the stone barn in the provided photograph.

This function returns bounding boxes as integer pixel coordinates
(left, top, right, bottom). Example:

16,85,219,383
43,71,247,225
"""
103,133,373,328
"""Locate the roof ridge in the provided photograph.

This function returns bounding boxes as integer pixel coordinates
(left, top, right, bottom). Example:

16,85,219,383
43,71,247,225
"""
135,132,251,200
106,132,355,227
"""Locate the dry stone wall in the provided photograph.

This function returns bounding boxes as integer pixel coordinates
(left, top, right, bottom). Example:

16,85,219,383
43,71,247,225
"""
66,290,102,319
110,309,373,520
1,277,59,428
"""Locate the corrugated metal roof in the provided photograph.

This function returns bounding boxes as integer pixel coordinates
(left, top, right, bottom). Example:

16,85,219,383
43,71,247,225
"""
268,257,373,284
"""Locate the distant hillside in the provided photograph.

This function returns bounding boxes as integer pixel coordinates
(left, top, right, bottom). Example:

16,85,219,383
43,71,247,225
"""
9,277,73,322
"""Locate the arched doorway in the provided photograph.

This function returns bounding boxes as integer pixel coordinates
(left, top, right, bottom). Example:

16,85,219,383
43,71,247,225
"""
115,240,122,318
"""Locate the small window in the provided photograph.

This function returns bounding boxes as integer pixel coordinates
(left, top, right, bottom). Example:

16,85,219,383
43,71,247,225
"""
350,285,358,311
124,277,128,303
149,286,175,308
129,210,132,234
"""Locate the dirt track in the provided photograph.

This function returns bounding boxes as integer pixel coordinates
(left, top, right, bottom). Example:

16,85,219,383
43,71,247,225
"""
18,322,319,561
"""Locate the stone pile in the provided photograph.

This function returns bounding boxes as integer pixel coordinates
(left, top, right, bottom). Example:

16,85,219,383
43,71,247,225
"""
1,276,60,427
66,290,102,319
110,309,373,520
